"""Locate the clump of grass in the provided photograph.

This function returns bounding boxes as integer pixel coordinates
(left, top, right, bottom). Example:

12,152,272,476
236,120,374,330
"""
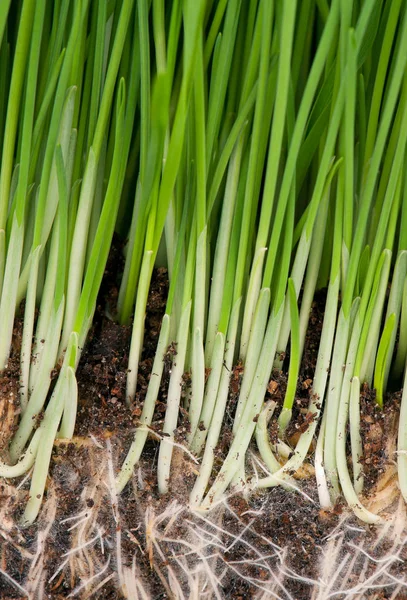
1,0,407,561
115,0,407,530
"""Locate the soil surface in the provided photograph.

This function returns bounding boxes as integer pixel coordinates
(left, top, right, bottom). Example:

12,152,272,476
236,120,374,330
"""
0,258,405,599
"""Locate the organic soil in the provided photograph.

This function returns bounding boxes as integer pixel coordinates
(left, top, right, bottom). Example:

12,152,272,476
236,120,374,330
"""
0,260,405,599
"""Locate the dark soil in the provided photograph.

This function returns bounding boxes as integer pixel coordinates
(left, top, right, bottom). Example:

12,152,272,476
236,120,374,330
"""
0,263,404,599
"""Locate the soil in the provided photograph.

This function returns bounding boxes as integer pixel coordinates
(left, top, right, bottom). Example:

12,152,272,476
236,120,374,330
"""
0,259,405,599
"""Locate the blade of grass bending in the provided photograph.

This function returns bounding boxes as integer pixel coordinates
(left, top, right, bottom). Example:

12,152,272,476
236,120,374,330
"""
255,402,281,474
0,429,41,478
255,401,298,492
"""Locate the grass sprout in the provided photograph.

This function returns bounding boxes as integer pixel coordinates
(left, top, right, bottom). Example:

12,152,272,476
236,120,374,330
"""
1,4,407,596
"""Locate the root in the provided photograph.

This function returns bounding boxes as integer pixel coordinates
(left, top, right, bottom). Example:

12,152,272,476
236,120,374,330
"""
1,433,407,599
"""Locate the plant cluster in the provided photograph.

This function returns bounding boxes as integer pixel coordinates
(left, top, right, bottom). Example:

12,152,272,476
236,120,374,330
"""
1,0,407,529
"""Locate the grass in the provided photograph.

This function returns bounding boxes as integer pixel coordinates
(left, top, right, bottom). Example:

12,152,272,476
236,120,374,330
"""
1,3,407,595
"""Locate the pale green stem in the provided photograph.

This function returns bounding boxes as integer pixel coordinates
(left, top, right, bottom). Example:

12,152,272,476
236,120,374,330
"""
126,251,154,404
116,314,171,494
189,332,225,454
190,299,241,508
200,303,284,509
157,301,192,494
